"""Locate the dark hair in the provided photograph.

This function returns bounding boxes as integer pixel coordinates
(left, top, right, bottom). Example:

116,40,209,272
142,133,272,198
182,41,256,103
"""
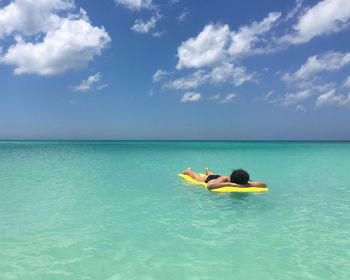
230,169,250,184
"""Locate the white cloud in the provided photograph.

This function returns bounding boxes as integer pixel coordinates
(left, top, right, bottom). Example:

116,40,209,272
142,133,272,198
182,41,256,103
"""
166,62,254,89
208,93,221,100
177,9,189,23
281,89,313,106
152,69,167,82
176,12,281,70
169,12,281,92
115,0,154,11
131,13,161,33
210,62,254,86
264,90,275,101
0,0,74,37
72,73,108,92
296,104,307,112
281,0,350,44
169,0,179,5
152,30,165,37
343,76,350,87
280,83,336,106
176,24,230,69
181,92,201,102
220,93,236,104
228,12,281,58
282,51,350,82
149,89,154,96
165,70,209,90
340,93,350,105
285,0,303,22
96,84,108,90
316,89,342,107
315,89,350,107
0,2,110,75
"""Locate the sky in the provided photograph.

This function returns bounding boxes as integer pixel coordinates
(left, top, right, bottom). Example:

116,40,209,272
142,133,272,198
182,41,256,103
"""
1,0,350,140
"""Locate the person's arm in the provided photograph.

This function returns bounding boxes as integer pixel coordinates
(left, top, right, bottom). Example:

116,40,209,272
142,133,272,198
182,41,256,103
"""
207,179,267,189
207,182,241,189
246,181,267,188
207,176,240,189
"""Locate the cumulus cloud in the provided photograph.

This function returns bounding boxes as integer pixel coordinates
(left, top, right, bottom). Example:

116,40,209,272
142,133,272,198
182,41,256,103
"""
168,12,281,91
315,89,350,107
210,62,254,86
280,83,335,106
72,72,107,92
181,92,201,102
166,62,254,89
0,0,74,37
220,93,236,104
316,89,341,107
165,70,209,90
282,51,350,82
152,69,167,82
176,12,280,70
0,1,110,75
280,0,350,44
281,89,313,106
131,13,161,33
115,0,154,11
174,0,350,74
176,24,230,69
228,12,281,58
161,1,350,102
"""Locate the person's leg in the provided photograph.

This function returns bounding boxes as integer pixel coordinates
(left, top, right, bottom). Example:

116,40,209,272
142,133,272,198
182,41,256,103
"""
205,168,215,175
182,168,207,182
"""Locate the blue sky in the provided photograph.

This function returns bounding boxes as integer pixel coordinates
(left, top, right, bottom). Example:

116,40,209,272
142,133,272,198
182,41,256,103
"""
1,0,350,140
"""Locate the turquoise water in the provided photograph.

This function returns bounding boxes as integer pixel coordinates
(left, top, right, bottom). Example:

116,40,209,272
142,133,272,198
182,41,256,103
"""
0,141,350,279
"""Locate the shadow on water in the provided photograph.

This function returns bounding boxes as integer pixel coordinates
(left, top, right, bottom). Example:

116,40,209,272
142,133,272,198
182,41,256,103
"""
208,191,252,200
229,192,250,200
208,191,270,208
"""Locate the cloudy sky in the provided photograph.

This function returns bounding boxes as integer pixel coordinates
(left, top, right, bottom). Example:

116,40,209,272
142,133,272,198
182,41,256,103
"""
1,0,350,140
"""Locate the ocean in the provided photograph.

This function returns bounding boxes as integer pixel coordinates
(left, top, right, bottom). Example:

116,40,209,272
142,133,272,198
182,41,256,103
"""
0,141,349,279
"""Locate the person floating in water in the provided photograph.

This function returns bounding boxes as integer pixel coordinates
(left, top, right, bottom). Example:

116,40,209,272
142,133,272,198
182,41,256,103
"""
182,168,267,189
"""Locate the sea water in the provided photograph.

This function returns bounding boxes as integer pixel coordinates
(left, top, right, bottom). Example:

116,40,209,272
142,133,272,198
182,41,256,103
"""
0,141,349,280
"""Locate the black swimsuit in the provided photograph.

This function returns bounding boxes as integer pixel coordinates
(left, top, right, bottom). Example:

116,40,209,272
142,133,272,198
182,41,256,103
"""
205,175,222,183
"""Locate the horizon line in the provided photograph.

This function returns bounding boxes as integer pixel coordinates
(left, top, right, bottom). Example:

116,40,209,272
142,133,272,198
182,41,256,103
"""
1,139,350,142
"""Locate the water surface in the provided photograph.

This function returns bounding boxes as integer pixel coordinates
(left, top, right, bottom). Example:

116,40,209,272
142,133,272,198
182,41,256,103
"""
0,141,349,279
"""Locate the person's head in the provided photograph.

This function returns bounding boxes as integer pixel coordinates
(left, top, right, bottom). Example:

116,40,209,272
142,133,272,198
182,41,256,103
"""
230,169,250,184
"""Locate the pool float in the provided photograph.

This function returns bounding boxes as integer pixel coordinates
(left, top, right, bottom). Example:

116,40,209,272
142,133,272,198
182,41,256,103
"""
178,173,268,193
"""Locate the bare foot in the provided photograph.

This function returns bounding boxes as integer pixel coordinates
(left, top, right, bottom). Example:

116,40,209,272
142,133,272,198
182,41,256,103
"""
182,168,191,175
205,168,209,175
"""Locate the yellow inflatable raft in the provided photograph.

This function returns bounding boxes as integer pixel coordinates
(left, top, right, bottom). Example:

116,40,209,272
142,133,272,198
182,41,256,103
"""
178,173,268,193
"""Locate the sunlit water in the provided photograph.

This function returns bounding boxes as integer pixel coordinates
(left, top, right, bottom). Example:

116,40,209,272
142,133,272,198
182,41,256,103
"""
0,141,349,280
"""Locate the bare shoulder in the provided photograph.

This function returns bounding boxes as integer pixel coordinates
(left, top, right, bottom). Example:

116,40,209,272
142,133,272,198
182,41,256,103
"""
219,176,230,182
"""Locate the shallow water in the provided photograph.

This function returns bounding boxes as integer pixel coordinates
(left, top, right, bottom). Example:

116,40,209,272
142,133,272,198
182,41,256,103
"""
0,141,349,279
